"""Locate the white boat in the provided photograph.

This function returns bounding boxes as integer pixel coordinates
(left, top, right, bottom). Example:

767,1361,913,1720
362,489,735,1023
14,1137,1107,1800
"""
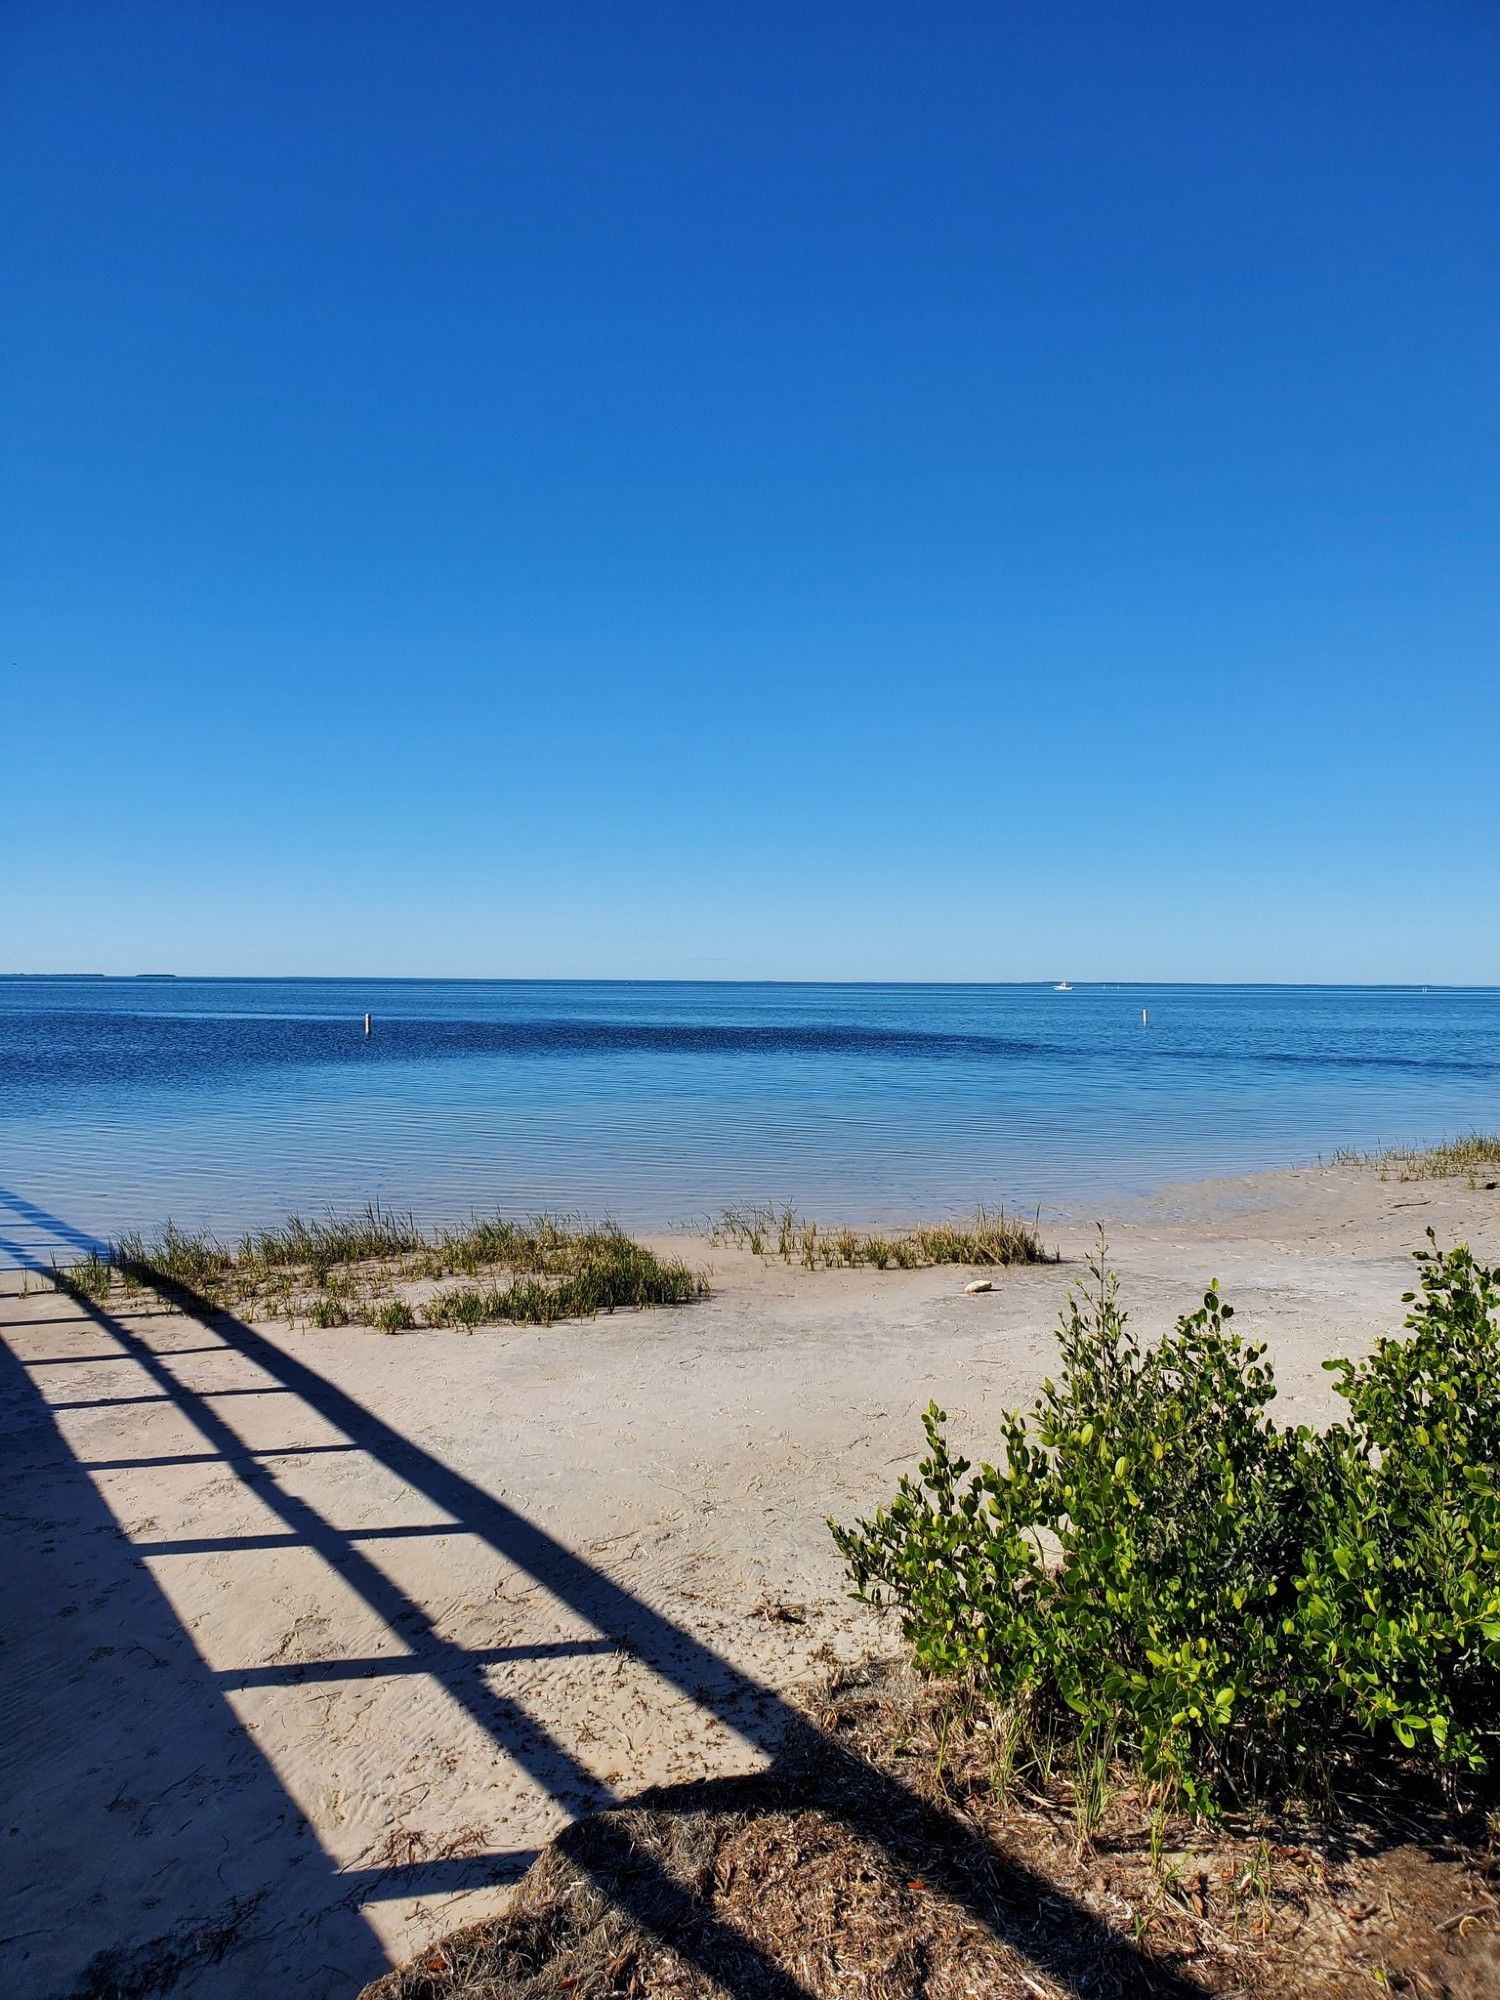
1053,980,1072,991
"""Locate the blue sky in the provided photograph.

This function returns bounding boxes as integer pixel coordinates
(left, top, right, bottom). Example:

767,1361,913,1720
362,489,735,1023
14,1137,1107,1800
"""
3,2,1497,981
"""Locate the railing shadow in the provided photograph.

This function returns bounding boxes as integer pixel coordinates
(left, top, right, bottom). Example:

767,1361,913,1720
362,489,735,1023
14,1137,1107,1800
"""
0,1326,390,2000
5,1189,1213,1999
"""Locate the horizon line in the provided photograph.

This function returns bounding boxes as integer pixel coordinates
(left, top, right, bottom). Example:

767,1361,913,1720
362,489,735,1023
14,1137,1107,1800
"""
2,973,1496,992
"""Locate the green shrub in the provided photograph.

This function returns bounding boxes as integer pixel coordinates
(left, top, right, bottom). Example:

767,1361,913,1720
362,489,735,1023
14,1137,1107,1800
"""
833,1237,1500,1813
1296,1235,1500,1767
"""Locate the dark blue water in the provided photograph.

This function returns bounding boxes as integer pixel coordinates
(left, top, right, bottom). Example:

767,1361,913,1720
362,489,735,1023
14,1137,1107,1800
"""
1,979,1496,1264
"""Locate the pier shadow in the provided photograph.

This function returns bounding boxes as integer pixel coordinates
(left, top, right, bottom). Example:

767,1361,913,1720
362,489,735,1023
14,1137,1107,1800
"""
2,1190,1213,2000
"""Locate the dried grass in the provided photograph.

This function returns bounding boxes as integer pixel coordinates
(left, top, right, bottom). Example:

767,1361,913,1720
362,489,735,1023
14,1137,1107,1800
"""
363,1663,1500,2000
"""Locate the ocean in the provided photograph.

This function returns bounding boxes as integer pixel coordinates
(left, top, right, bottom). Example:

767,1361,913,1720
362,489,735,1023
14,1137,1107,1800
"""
1,978,1496,1267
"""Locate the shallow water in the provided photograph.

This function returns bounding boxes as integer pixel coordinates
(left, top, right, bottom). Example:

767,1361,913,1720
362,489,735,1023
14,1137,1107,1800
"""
1,978,1497,1264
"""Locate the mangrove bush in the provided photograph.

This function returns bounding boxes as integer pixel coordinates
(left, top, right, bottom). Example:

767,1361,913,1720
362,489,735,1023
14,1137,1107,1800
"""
833,1234,1500,1813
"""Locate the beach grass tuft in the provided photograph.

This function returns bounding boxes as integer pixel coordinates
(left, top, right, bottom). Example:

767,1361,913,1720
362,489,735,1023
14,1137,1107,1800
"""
1331,1131,1500,1184
710,1202,1055,1270
243,1207,429,1277
423,1235,706,1329
55,1209,708,1330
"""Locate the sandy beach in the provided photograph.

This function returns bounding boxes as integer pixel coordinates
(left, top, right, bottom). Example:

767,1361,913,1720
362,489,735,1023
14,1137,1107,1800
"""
3,1161,1497,1999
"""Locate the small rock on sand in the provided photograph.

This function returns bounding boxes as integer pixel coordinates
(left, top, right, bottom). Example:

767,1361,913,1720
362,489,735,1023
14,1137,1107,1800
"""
964,1278,993,1294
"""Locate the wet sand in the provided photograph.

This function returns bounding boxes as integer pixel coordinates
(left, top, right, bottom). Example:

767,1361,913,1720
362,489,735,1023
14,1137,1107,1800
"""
2,1162,1496,1998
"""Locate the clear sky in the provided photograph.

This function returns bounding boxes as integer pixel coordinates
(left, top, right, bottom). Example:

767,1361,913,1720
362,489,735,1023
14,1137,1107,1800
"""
3,2,1497,982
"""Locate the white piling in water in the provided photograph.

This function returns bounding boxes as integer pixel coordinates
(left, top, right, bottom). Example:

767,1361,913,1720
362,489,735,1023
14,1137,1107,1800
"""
364,1012,372,1037
1142,1007,1149,1026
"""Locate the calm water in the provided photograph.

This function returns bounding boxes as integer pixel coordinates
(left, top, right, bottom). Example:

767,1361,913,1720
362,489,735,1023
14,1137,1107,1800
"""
1,979,1497,1266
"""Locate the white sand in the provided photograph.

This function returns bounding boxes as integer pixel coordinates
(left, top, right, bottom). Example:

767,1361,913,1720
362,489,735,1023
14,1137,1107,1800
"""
2,1163,1496,1998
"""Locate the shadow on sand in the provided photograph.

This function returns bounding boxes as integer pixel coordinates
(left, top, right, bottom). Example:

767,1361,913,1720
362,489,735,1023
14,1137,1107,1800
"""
0,1188,1211,1999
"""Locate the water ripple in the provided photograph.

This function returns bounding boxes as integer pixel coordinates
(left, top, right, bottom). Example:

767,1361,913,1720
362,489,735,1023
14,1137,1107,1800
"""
1,980,1496,1255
